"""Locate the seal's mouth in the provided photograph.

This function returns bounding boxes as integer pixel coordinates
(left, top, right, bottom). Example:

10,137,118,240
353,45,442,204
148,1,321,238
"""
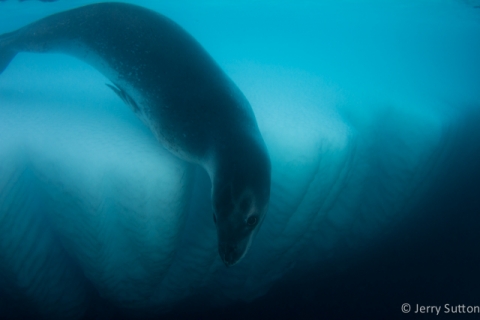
218,237,253,267
219,243,240,267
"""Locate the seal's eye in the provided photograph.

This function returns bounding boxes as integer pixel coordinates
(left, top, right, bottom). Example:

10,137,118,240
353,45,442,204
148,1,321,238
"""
246,216,257,226
213,213,217,224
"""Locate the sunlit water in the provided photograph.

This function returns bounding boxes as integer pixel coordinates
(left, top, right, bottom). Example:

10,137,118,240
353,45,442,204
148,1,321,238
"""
1,1,480,319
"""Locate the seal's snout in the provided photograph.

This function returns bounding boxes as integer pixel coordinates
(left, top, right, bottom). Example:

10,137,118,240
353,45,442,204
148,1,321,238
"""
219,243,239,267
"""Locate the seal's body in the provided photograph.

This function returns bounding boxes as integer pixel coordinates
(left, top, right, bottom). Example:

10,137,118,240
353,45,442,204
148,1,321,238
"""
0,2,270,266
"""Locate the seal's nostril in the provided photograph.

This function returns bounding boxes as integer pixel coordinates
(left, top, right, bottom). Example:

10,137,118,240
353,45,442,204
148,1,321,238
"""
219,244,238,266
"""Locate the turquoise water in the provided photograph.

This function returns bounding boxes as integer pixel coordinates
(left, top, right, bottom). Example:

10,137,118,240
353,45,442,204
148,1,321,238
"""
1,1,480,319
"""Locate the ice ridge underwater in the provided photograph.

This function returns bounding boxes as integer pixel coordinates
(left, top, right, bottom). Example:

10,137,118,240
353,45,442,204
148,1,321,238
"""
1,0,480,319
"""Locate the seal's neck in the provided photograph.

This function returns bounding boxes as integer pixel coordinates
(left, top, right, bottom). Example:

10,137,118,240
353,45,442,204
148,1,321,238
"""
207,135,270,202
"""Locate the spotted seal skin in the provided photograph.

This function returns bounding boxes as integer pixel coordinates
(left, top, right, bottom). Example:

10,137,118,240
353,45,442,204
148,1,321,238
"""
0,2,271,266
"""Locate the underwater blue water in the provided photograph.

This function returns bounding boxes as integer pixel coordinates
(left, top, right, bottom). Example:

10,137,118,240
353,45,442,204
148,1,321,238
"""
0,0,480,319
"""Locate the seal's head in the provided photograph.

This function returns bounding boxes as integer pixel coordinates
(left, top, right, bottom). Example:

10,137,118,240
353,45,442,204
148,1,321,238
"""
211,138,270,266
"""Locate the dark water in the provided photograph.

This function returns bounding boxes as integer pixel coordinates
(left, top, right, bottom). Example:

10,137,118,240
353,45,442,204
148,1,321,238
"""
0,1,479,319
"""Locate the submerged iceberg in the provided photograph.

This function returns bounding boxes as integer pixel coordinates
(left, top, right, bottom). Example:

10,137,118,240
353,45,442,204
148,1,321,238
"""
0,0,479,319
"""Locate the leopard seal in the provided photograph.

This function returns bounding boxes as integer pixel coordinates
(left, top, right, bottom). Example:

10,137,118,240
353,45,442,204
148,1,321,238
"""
0,2,271,266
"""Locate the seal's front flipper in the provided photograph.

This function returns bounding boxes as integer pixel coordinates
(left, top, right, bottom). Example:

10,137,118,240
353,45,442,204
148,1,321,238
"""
106,83,140,113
